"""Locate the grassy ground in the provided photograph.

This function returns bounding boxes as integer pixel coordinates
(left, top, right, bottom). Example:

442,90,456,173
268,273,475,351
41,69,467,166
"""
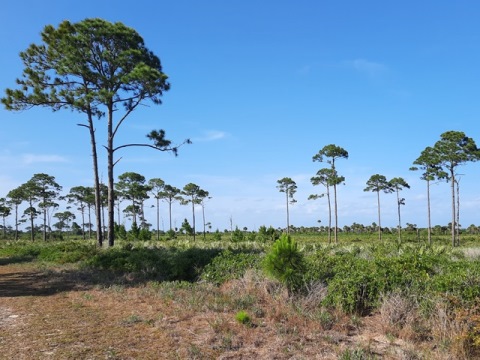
0,233,479,359
0,261,416,359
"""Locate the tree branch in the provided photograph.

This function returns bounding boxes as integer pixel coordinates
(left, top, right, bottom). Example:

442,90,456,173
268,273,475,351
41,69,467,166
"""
112,97,142,138
113,138,191,154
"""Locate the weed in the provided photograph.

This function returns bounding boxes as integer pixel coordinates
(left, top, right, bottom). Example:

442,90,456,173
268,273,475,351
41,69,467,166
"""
235,310,251,325
317,310,334,330
121,314,143,326
232,294,256,310
220,332,235,351
339,347,377,360
350,314,362,329
81,292,94,301
187,344,204,359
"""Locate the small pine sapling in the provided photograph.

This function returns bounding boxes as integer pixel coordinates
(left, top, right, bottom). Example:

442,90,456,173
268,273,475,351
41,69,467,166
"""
263,233,305,294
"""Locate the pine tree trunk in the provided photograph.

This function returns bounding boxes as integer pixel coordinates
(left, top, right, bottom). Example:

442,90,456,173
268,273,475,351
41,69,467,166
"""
377,191,382,241
333,183,338,244
396,189,401,243
450,171,456,247
87,113,103,247
192,200,196,241
107,107,115,247
427,180,432,245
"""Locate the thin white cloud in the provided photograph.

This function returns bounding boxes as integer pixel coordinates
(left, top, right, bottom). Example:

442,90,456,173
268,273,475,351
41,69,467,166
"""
193,130,228,142
22,154,68,165
297,65,312,75
347,58,388,77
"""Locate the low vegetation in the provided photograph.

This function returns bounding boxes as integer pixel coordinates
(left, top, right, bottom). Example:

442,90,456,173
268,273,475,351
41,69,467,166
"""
1,232,479,358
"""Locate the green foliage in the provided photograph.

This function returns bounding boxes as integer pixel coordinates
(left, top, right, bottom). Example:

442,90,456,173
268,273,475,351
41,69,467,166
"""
2,236,480,322
201,249,262,284
263,234,305,293
231,226,245,242
339,348,377,360
181,219,194,237
0,241,98,264
429,262,480,302
304,242,480,314
37,242,98,264
114,224,128,240
86,246,221,282
138,228,151,241
322,257,383,314
212,229,222,241
128,222,140,240
0,242,41,260
257,225,278,242
235,310,251,325
165,229,177,240
168,247,221,281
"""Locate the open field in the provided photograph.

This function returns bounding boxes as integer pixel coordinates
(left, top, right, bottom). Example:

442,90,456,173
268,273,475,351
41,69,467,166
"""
1,234,480,359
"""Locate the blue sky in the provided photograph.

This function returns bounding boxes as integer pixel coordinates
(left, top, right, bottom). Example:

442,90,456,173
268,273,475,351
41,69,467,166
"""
1,1,480,232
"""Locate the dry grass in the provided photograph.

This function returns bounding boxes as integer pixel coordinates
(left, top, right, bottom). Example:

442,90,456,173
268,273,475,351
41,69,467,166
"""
1,262,478,359
378,291,480,360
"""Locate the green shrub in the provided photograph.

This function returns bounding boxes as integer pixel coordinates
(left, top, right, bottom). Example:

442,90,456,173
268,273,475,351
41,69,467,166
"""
86,246,221,282
168,247,221,281
37,242,98,264
0,241,99,265
263,233,305,293
429,261,480,303
231,227,245,242
138,228,151,241
114,224,127,240
201,249,262,284
212,229,222,241
323,257,382,314
257,225,278,242
166,229,177,240
0,242,41,259
128,222,140,240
